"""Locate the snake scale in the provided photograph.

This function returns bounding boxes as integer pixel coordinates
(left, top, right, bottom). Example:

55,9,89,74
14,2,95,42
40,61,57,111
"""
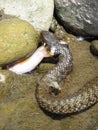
36,31,98,114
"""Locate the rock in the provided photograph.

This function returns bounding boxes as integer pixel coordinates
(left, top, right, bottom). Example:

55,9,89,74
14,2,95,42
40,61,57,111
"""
0,18,40,66
54,0,98,36
50,17,58,32
0,0,54,32
90,40,98,56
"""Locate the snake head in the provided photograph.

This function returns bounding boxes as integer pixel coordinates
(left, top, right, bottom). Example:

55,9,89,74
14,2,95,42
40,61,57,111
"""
41,31,59,46
41,31,60,56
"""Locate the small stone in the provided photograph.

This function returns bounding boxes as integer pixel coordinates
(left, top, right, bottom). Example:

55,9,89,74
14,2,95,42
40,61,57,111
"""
90,40,98,56
0,70,13,84
0,18,40,66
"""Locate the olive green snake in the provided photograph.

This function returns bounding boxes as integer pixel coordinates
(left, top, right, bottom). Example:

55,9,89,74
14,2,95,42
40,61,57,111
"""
36,31,98,114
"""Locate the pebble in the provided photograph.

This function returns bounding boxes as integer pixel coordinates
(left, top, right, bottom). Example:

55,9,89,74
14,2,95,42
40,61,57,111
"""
90,40,98,56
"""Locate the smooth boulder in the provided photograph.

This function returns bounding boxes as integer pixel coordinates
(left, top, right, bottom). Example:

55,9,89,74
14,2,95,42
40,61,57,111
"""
0,0,54,32
54,0,98,36
0,18,39,66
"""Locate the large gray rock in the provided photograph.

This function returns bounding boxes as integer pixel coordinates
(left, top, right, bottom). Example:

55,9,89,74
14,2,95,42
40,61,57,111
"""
54,0,98,36
0,0,54,32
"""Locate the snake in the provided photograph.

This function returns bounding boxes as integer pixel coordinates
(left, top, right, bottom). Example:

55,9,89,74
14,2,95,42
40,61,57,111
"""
36,31,98,114
92,120,98,130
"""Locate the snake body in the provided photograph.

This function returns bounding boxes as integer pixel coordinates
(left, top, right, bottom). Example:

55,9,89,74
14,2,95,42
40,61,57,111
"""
36,31,98,114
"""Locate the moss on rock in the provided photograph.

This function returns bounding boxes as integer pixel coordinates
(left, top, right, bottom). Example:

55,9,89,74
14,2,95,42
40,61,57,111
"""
0,18,40,66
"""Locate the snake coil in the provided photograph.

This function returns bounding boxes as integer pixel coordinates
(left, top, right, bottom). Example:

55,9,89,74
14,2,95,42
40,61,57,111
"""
36,31,98,114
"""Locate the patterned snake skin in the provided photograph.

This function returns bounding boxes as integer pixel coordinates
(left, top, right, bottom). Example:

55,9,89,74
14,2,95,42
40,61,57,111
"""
92,120,98,130
36,31,98,114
